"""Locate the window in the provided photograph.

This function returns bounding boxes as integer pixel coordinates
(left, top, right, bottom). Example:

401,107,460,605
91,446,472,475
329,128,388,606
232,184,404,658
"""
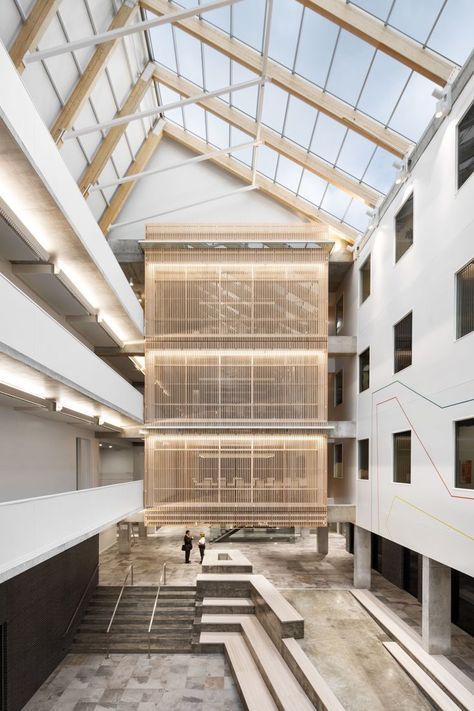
458,101,474,189
455,418,474,489
457,260,474,338
395,194,413,261
358,439,369,480
334,443,343,478
359,348,370,392
336,294,344,333
360,255,371,303
334,370,343,407
393,431,411,483
394,312,413,373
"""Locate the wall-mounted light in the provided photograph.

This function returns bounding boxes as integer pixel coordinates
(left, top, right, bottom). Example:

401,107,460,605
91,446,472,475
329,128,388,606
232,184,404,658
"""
432,85,452,119
393,159,409,185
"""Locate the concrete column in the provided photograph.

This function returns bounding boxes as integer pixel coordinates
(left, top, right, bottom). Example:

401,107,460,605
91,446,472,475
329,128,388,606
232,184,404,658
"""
353,525,371,588
422,556,451,654
118,521,131,554
300,527,310,538
316,526,329,555
138,522,148,539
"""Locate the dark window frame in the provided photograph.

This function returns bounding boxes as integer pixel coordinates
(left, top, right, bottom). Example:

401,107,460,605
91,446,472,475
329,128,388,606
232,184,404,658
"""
360,255,371,304
394,311,413,373
359,347,370,393
393,431,412,484
455,417,474,490
456,259,474,339
395,193,414,262
334,369,343,407
358,439,369,480
334,442,343,479
457,100,474,190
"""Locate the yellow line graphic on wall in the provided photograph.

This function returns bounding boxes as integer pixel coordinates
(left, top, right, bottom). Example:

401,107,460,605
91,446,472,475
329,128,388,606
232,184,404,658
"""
386,496,474,541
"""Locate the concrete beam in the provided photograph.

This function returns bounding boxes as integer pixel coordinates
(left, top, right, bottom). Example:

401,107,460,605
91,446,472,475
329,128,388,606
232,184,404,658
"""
328,421,356,438
327,504,356,524
328,335,357,356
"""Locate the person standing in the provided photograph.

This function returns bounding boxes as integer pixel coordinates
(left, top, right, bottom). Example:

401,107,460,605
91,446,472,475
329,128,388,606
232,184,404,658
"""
183,530,193,564
198,532,206,564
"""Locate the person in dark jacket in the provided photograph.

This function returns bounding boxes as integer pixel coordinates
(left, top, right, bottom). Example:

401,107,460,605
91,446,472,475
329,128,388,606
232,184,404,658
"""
183,530,193,563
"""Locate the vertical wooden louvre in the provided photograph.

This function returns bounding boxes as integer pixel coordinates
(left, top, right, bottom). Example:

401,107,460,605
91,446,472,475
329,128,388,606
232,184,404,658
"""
144,225,330,527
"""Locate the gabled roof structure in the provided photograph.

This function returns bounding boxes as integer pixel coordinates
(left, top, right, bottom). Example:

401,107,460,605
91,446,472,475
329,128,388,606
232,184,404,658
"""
4,0,473,242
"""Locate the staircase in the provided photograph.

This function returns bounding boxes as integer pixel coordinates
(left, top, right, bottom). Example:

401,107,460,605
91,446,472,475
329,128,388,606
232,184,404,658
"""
72,585,197,654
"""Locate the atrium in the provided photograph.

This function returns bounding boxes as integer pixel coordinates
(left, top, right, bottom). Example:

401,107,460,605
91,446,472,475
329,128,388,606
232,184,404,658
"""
0,1,473,710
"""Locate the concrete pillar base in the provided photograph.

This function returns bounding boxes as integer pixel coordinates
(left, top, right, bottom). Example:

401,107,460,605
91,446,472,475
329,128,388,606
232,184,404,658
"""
422,556,451,654
354,525,371,588
317,526,329,555
138,522,148,539
300,527,310,538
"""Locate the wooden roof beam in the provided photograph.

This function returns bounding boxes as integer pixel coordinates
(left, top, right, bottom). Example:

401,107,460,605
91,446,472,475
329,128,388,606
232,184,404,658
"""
162,122,358,243
79,62,155,195
154,64,381,207
99,119,165,234
297,0,456,86
141,0,411,157
9,0,62,73
51,0,139,145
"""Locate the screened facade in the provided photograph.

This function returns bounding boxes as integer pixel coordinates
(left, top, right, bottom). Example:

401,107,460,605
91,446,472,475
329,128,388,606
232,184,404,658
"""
144,225,329,526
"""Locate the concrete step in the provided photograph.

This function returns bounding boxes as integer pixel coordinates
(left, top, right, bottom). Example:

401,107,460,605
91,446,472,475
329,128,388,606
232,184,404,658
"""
201,597,255,614
72,642,193,654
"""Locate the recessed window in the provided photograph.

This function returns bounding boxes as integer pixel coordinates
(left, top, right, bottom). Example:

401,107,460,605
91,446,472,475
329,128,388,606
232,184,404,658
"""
358,439,369,480
336,294,344,333
334,443,343,479
394,431,411,483
458,101,474,189
457,260,474,339
395,194,413,262
394,312,413,373
360,255,371,304
455,418,474,489
334,370,343,407
359,348,370,392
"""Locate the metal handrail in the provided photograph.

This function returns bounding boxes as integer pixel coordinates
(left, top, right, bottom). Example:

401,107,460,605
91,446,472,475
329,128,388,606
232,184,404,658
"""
147,562,168,658
106,563,134,658
63,562,100,638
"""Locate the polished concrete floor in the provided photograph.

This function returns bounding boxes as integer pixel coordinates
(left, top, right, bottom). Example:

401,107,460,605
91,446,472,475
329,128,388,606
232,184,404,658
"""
24,653,242,711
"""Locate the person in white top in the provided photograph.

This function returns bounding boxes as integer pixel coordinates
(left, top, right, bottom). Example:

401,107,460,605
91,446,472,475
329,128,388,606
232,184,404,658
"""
198,532,206,564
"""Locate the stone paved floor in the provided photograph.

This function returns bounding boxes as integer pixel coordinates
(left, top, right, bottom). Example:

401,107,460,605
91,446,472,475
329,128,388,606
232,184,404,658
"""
23,653,242,711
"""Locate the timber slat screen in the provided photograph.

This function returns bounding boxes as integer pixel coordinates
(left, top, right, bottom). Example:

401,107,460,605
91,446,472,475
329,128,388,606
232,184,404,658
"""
144,225,330,527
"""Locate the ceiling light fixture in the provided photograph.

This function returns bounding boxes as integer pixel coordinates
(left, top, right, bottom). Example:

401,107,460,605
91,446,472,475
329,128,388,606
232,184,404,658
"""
393,159,409,185
432,86,452,119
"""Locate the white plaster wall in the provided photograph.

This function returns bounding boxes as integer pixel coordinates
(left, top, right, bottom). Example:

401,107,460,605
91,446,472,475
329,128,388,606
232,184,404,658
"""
356,74,474,577
100,447,134,485
0,403,99,502
108,138,306,243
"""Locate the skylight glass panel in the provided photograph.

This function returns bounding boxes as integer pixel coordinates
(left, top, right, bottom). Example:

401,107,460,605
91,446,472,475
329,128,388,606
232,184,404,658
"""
275,155,304,192
268,0,303,70
230,126,253,166
357,52,411,125
261,83,288,134
229,62,258,118
298,170,327,206
428,0,474,65
174,29,203,87
321,185,352,219
149,23,177,72
362,147,396,193
325,31,374,106
389,73,438,141
158,84,184,126
206,112,231,149
283,96,318,147
257,145,279,180
294,10,339,89
388,0,445,44
348,0,392,20
344,199,370,231
310,114,346,165
335,131,375,180
183,103,206,140
203,45,230,93
200,2,230,32
232,0,265,52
